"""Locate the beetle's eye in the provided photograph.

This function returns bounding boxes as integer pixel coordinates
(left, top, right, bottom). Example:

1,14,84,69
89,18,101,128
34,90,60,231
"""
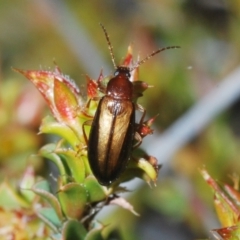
114,70,119,76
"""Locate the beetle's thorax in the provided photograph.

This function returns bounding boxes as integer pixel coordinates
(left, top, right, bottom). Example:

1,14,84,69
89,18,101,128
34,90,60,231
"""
106,67,133,100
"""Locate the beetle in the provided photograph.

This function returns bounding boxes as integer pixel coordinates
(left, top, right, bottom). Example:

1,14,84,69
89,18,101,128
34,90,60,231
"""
86,24,179,186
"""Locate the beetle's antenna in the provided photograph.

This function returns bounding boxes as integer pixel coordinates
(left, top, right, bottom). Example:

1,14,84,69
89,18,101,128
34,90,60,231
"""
130,46,180,72
99,23,117,69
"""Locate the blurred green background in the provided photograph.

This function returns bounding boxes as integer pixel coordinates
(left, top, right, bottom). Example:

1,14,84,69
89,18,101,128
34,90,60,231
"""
1,0,240,239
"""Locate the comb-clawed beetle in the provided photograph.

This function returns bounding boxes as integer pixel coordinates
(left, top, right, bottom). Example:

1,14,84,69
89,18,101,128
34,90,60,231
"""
86,24,179,186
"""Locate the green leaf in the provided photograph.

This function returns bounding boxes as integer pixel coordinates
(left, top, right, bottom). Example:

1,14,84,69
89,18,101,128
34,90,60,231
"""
85,222,105,240
51,233,62,240
33,179,51,192
37,207,62,232
201,169,239,227
62,220,87,240
57,149,85,184
40,116,79,148
82,155,92,176
58,183,87,219
109,197,139,216
127,158,158,184
84,176,106,202
19,166,36,203
0,181,29,209
131,158,158,181
39,143,68,185
32,180,63,221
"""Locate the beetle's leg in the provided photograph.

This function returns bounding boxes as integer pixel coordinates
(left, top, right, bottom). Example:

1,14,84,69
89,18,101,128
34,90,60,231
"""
81,97,101,151
82,119,93,145
75,120,92,157
133,131,142,148
82,97,101,118
131,104,145,149
133,104,155,149
136,103,146,126
81,98,94,118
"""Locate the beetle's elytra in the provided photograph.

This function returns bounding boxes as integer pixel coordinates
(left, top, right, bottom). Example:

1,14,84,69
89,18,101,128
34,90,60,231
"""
87,24,180,186
88,68,135,186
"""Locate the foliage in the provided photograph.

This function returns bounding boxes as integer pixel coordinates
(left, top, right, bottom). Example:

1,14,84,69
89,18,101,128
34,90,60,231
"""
0,48,159,239
1,1,240,239
201,169,240,239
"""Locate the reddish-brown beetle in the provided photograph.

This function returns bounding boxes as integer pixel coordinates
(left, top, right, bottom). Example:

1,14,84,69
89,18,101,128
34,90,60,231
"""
87,24,179,185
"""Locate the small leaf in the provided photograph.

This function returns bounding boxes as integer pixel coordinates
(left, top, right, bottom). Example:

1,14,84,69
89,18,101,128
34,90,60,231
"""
224,184,240,204
122,45,133,67
40,116,80,148
132,81,149,100
110,197,139,216
212,225,240,239
201,168,240,227
214,193,236,228
57,149,85,184
39,144,68,184
37,207,62,232
84,176,106,202
14,68,83,123
86,75,98,99
19,166,36,202
0,181,29,209
32,180,63,221
132,158,158,182
54,78,79,122
120,157,159,185
58,183,87,219
13,68,57,117
33,179,51,192
82,155,92,176
51,233,62,240
85,222,105,240
62,220,87,240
